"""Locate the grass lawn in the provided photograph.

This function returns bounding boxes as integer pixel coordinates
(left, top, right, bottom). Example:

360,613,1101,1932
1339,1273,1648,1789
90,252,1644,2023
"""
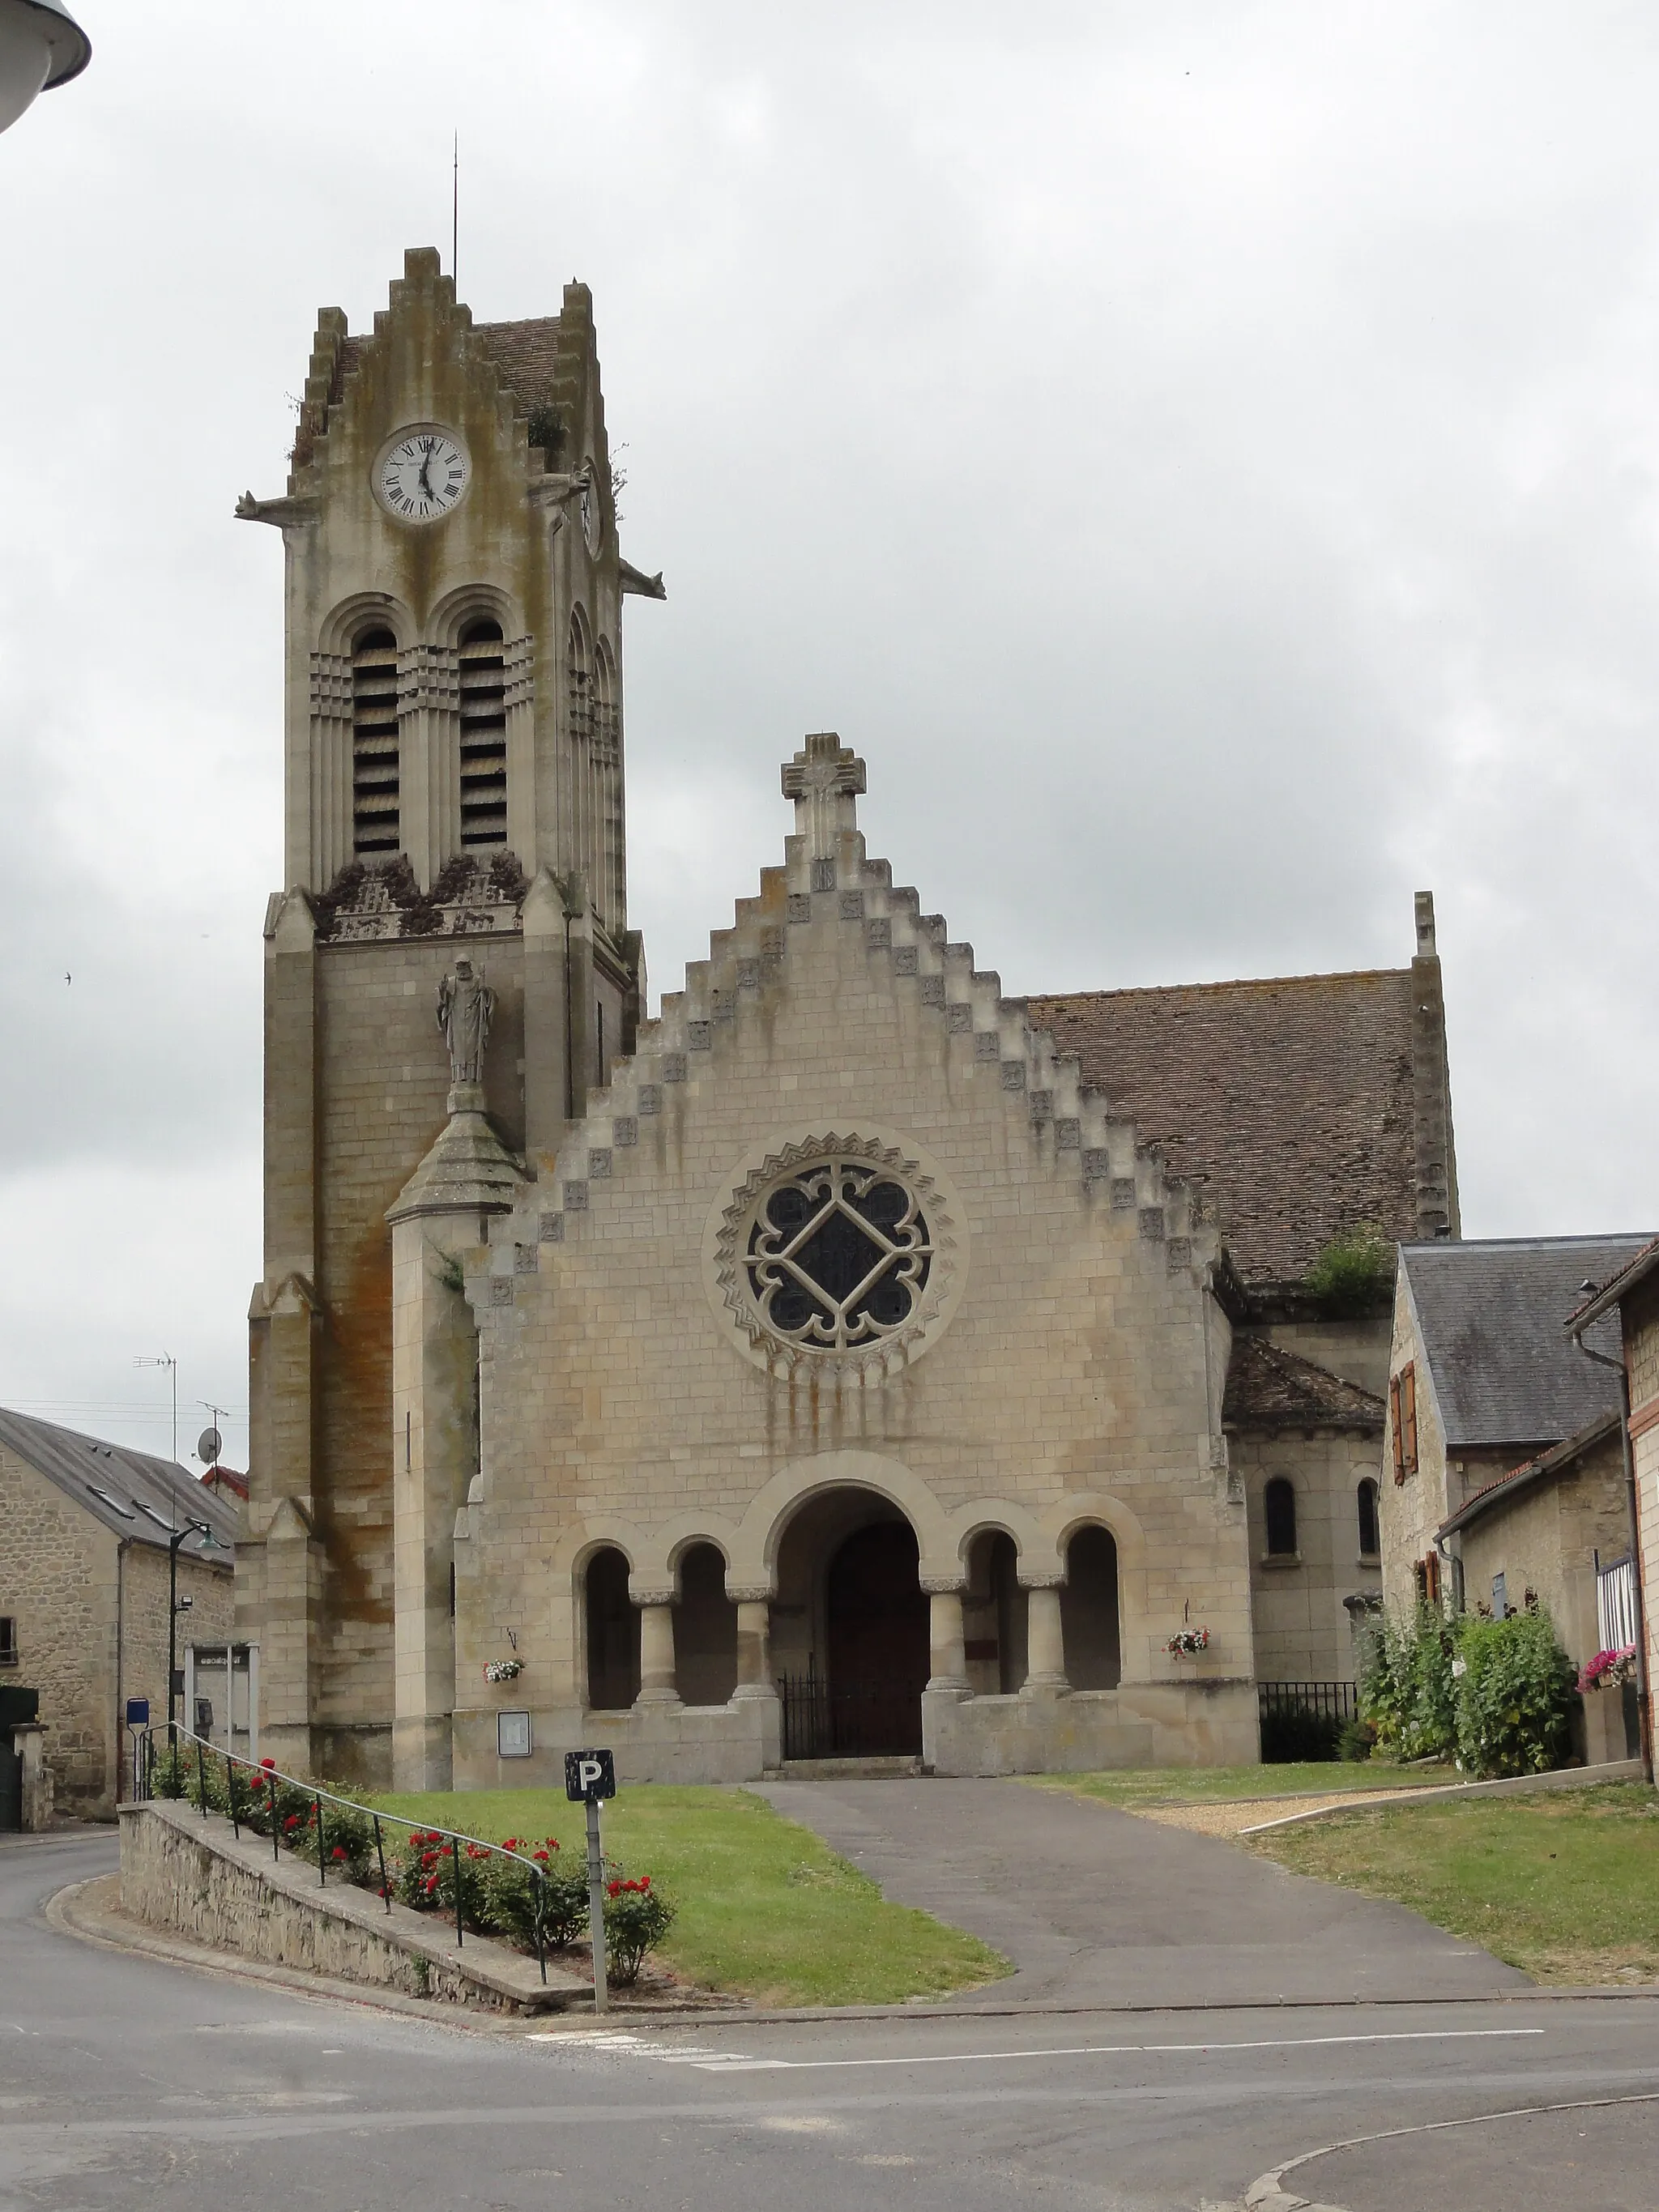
1242,1783,1659,1984
374,1784,1008,2007
1021,1761,1445,1810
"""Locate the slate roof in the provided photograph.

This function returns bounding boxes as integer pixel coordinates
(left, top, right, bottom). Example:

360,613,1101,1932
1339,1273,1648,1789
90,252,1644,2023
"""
1222,1336,1386,1432
1024,970,1417,1285
0,1407,237,1558
335,318,564,410
1435,1410,1623,1541
1401,1235,1651,1451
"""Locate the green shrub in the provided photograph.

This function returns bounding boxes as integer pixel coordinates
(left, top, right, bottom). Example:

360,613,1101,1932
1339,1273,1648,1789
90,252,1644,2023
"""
1453,1606,1577,1779
1359,1605,1458,1761
1303,1225,1394,1315
603,1876,675,1984
1260,1703,1344,1762
1337,1716,1377,1762
483,1835,591,1950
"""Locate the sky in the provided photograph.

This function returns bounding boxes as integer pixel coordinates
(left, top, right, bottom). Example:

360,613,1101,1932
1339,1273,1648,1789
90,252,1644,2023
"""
2,2,1658,1471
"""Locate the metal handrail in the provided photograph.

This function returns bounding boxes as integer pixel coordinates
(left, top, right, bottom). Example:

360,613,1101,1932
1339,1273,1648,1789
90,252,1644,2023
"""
135,1721,554,1985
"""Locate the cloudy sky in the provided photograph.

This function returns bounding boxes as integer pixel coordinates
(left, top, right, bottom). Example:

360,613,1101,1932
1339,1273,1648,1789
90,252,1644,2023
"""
2,2,1657,1468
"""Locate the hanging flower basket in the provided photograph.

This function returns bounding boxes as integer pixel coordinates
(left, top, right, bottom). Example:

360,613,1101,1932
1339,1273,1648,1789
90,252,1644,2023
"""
1577,1645,1635,1694
483,1659,523,1683
1164,1626,1211,1656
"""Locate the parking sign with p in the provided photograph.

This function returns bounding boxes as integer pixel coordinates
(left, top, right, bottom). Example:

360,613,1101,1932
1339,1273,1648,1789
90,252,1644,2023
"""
564,1747,616,1804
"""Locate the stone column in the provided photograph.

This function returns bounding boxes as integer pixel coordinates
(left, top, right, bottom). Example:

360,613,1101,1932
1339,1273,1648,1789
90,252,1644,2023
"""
1021,1576,1071,1693
923,1583,970,1693
729,1590,775,1698
634,1594,681,1706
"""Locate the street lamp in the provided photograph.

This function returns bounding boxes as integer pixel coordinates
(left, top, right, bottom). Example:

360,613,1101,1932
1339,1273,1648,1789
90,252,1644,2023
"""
168,1518,221,1735
0,0,90,138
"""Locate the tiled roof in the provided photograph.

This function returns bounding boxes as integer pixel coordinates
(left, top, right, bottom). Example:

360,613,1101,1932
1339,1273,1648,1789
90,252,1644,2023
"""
1222,1336,1385,1431
1024,970,1417,1285
0,1407,238,1557
1402,1235,1650,1451
1566,1234,1659,1330
335,317,564,410
1435,1409,1623,1541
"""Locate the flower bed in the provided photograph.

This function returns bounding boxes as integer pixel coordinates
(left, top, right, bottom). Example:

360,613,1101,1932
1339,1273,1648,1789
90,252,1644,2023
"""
152,1748,674,1984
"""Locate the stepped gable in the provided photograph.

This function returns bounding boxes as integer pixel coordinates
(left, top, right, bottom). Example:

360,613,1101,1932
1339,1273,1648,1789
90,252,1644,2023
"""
1022,971,1418,1290
471,733,1223,1362
1222,1337,1384,1433
286,250,586,488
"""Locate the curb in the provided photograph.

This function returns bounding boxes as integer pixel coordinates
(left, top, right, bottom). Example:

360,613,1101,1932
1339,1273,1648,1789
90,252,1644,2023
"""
1238,1758,1648,1836
47,1874,706,2031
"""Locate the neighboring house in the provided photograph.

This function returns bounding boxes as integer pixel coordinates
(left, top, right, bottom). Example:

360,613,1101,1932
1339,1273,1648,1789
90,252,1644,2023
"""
1434,1412,1638,1766
0,1410,238,1822
1222,1339,1384,1683
1380,1234,1648,1661
1565,1238,1659,1778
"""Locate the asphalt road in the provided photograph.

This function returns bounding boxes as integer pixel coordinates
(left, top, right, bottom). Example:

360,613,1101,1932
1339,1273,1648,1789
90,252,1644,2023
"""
3,1830,1658,2212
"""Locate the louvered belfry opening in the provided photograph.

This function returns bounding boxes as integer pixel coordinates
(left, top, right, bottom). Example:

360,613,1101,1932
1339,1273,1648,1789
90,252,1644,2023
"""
350,627,401,855
458,618,509,847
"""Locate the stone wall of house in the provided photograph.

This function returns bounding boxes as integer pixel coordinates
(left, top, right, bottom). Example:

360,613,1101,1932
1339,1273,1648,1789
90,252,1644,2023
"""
0,1446,115,1814
1234,1428,1383,1682
120,1545,234,1747
1455,1429,1633,1765
0,1444,235,1816
1379,1276,1452,1613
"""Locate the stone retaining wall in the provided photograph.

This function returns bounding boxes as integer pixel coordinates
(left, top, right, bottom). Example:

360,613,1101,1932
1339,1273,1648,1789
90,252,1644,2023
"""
118,1799,582,2011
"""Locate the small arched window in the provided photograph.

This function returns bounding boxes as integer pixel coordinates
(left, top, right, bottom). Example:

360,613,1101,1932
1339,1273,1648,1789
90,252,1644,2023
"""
1357,1477,1380,1559
351,626,400,855
1264,1477,1299,1558
458,617,508,848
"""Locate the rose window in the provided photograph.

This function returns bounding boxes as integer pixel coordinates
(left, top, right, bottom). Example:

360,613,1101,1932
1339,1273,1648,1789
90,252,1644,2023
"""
744,1159,933,1350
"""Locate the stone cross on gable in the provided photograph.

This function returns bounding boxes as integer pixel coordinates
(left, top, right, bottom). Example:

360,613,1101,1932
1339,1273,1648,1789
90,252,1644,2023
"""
781,731,867,859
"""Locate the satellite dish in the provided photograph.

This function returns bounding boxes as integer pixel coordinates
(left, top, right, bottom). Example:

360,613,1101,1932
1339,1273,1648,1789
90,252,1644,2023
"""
197,1427,223,1465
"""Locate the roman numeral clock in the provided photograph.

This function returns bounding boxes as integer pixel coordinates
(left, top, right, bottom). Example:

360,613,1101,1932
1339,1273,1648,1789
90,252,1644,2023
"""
374,426,470,522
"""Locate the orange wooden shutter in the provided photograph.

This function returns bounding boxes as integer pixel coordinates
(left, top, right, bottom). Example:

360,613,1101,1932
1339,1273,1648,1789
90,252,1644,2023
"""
1390,1375,1405,1481
1405,1365,1419,1473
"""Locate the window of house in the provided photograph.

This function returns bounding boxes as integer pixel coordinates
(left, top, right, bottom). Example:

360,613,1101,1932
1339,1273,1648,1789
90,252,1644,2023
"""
1491,1570,1507,1617
1389,1362,1418,1482
1264,1477,1299,1558
351,627,401,855
1357,1477,1380,1559
458,618,508,848
0,1617,17,1667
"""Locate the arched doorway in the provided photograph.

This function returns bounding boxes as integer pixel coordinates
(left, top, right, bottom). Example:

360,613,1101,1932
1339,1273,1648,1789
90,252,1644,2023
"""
825,1522,929,1752
770,1488,928,1758
1060,1525,1121,1689
584,1547,639,1710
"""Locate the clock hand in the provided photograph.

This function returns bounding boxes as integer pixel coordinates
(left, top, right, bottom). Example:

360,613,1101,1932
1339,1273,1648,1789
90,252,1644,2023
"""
418,448,435,499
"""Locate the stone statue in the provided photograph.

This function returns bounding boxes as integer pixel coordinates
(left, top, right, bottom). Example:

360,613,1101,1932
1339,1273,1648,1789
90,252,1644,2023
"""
437,957,495,1089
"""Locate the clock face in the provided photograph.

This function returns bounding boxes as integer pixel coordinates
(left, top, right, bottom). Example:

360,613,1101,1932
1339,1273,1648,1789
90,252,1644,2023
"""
580,464,602,553
375,428,470,524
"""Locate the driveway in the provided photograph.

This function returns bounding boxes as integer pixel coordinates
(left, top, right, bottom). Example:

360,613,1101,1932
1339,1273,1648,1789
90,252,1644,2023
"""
756,1775,1530,2008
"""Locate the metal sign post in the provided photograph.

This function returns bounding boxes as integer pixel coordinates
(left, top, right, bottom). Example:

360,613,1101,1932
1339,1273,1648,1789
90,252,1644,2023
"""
565,1748,616,2014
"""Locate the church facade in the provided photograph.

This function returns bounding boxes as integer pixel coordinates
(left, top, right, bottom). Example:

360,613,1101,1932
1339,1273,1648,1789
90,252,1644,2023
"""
236,250,1460,1792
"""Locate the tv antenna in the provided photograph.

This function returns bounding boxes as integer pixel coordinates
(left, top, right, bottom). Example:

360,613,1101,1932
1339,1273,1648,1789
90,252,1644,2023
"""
452,130,458,289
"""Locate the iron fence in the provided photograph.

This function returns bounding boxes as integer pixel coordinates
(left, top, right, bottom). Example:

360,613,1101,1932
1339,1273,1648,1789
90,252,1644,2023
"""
132,1721,554,1982
776,1669,922,1760
1257,1680,1356,1762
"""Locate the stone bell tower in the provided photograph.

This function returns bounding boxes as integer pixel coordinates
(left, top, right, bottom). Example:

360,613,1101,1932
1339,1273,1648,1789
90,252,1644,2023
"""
235,247,664,1784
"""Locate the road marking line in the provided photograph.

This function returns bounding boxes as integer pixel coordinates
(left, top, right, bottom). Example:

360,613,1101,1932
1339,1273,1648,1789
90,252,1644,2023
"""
686,2027,1547,2073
